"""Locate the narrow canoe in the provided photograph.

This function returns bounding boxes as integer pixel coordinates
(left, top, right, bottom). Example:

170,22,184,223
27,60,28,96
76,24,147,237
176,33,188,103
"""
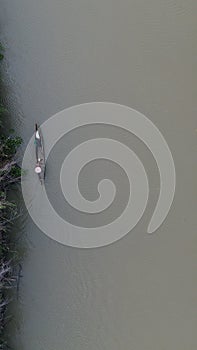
35,123,45,184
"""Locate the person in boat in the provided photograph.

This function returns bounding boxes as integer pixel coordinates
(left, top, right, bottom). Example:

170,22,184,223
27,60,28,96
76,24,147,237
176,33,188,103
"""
35,165,41,174
34,158,43,174
35,129,41,147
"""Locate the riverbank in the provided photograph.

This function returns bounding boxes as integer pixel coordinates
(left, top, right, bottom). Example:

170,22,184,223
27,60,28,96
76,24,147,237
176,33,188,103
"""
0,44,22,349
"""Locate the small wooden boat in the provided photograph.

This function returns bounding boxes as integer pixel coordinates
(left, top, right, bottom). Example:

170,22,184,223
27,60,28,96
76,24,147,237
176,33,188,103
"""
34,123,45,184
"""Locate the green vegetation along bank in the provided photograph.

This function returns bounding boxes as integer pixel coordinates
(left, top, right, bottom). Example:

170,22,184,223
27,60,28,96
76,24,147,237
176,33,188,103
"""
0,43,22,349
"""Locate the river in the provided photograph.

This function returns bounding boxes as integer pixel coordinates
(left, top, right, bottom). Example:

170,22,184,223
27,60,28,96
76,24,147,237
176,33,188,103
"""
0,1,196,349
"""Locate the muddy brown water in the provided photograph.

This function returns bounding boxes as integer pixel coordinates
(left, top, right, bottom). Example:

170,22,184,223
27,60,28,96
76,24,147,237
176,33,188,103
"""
0,1,197,349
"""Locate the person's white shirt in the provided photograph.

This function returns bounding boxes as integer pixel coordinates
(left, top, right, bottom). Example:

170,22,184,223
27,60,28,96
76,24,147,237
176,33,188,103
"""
36,130,40,139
